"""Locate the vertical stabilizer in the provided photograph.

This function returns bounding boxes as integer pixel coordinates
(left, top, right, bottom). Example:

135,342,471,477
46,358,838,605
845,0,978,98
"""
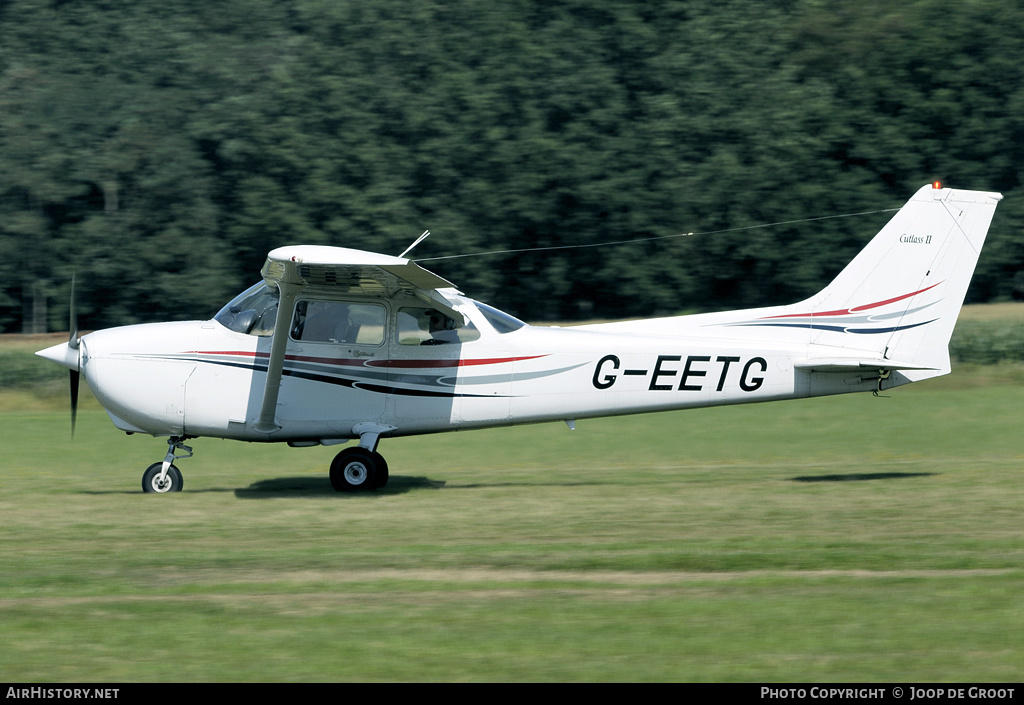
756,184,1001,377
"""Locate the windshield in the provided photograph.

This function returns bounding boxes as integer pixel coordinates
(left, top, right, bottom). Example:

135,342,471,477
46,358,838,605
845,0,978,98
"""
474,301,526,334
214,282,279,336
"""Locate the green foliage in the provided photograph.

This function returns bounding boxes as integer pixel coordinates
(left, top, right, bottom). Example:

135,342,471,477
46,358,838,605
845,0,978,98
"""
950,319,1024,364
0,348,64,390
2,0,1023,331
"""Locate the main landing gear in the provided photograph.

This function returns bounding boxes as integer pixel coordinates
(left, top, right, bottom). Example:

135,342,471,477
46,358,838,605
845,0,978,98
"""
329,447,389,492
328,422,393,492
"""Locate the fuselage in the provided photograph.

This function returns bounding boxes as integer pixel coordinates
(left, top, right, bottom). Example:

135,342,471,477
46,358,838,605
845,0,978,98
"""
65,291,897,444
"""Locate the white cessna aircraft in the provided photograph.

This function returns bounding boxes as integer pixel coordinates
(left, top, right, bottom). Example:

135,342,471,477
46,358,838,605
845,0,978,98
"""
37,184,1001,493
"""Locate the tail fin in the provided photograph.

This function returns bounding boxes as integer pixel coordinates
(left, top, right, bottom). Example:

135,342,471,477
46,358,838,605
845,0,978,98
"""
773,184,1002,378
579,184,1002,381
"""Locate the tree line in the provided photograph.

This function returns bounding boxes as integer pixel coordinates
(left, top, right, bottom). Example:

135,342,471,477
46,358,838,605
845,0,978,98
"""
2,0,1022,333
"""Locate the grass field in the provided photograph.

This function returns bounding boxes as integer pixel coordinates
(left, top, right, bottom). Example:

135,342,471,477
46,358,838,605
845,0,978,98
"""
1,361,1022,681
2,307,1023,681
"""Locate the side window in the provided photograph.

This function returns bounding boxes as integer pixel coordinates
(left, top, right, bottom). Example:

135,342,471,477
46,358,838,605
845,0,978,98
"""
291,300,385,345
398,308,480,346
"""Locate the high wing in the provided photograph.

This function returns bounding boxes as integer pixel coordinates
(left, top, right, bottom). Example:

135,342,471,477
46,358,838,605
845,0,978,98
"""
254,245,457,433
260,245,454,293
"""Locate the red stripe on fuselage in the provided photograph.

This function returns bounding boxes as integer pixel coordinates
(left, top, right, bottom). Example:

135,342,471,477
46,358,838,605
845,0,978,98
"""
761,282,943,319
365,355,548,368
192,351,548,368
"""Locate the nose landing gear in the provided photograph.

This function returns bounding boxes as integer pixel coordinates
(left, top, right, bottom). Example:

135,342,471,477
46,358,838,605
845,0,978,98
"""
142,437,192,493
142,462,183,493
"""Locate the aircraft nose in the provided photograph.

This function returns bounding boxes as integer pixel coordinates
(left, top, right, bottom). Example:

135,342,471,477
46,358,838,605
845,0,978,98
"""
36,341,81,371
69,321,201,437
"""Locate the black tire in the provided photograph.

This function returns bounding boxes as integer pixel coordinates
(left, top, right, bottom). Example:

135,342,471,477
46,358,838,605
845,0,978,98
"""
372,452,389,489
330,447,378,492
142,462,183,493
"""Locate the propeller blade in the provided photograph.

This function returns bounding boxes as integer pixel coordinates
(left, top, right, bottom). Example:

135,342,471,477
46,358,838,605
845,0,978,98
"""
70,369,80,437
35,274,84,438
69,272,79,350
68,273,80,436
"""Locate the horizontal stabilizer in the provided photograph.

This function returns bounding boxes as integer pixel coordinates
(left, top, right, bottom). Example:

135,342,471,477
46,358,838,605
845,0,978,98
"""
793,358,938,373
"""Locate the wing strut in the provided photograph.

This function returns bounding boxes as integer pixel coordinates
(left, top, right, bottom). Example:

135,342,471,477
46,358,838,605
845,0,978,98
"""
254,282,300,433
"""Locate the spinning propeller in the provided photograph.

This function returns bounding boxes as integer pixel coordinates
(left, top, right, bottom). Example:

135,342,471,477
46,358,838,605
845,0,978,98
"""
35,275,83,436
68,274,80,436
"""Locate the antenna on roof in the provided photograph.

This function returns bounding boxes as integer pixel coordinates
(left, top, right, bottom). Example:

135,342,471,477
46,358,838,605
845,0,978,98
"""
399,230,430,259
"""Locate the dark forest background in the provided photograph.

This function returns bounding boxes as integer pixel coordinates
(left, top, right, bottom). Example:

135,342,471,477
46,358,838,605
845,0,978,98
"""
3,0,1023,332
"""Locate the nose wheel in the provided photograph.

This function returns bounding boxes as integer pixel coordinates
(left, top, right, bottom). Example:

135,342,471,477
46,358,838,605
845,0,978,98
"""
142,463,183,493
142,437,192,493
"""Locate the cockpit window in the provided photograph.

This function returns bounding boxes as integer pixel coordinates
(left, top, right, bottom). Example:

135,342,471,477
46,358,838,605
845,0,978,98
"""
291,300,385,345
474,301,526,334
214,282,279,336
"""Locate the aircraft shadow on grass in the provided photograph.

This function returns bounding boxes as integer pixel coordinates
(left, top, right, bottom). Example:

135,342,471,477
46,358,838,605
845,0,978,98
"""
790,472,937,483
234,475,445,498
232,476,610,498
